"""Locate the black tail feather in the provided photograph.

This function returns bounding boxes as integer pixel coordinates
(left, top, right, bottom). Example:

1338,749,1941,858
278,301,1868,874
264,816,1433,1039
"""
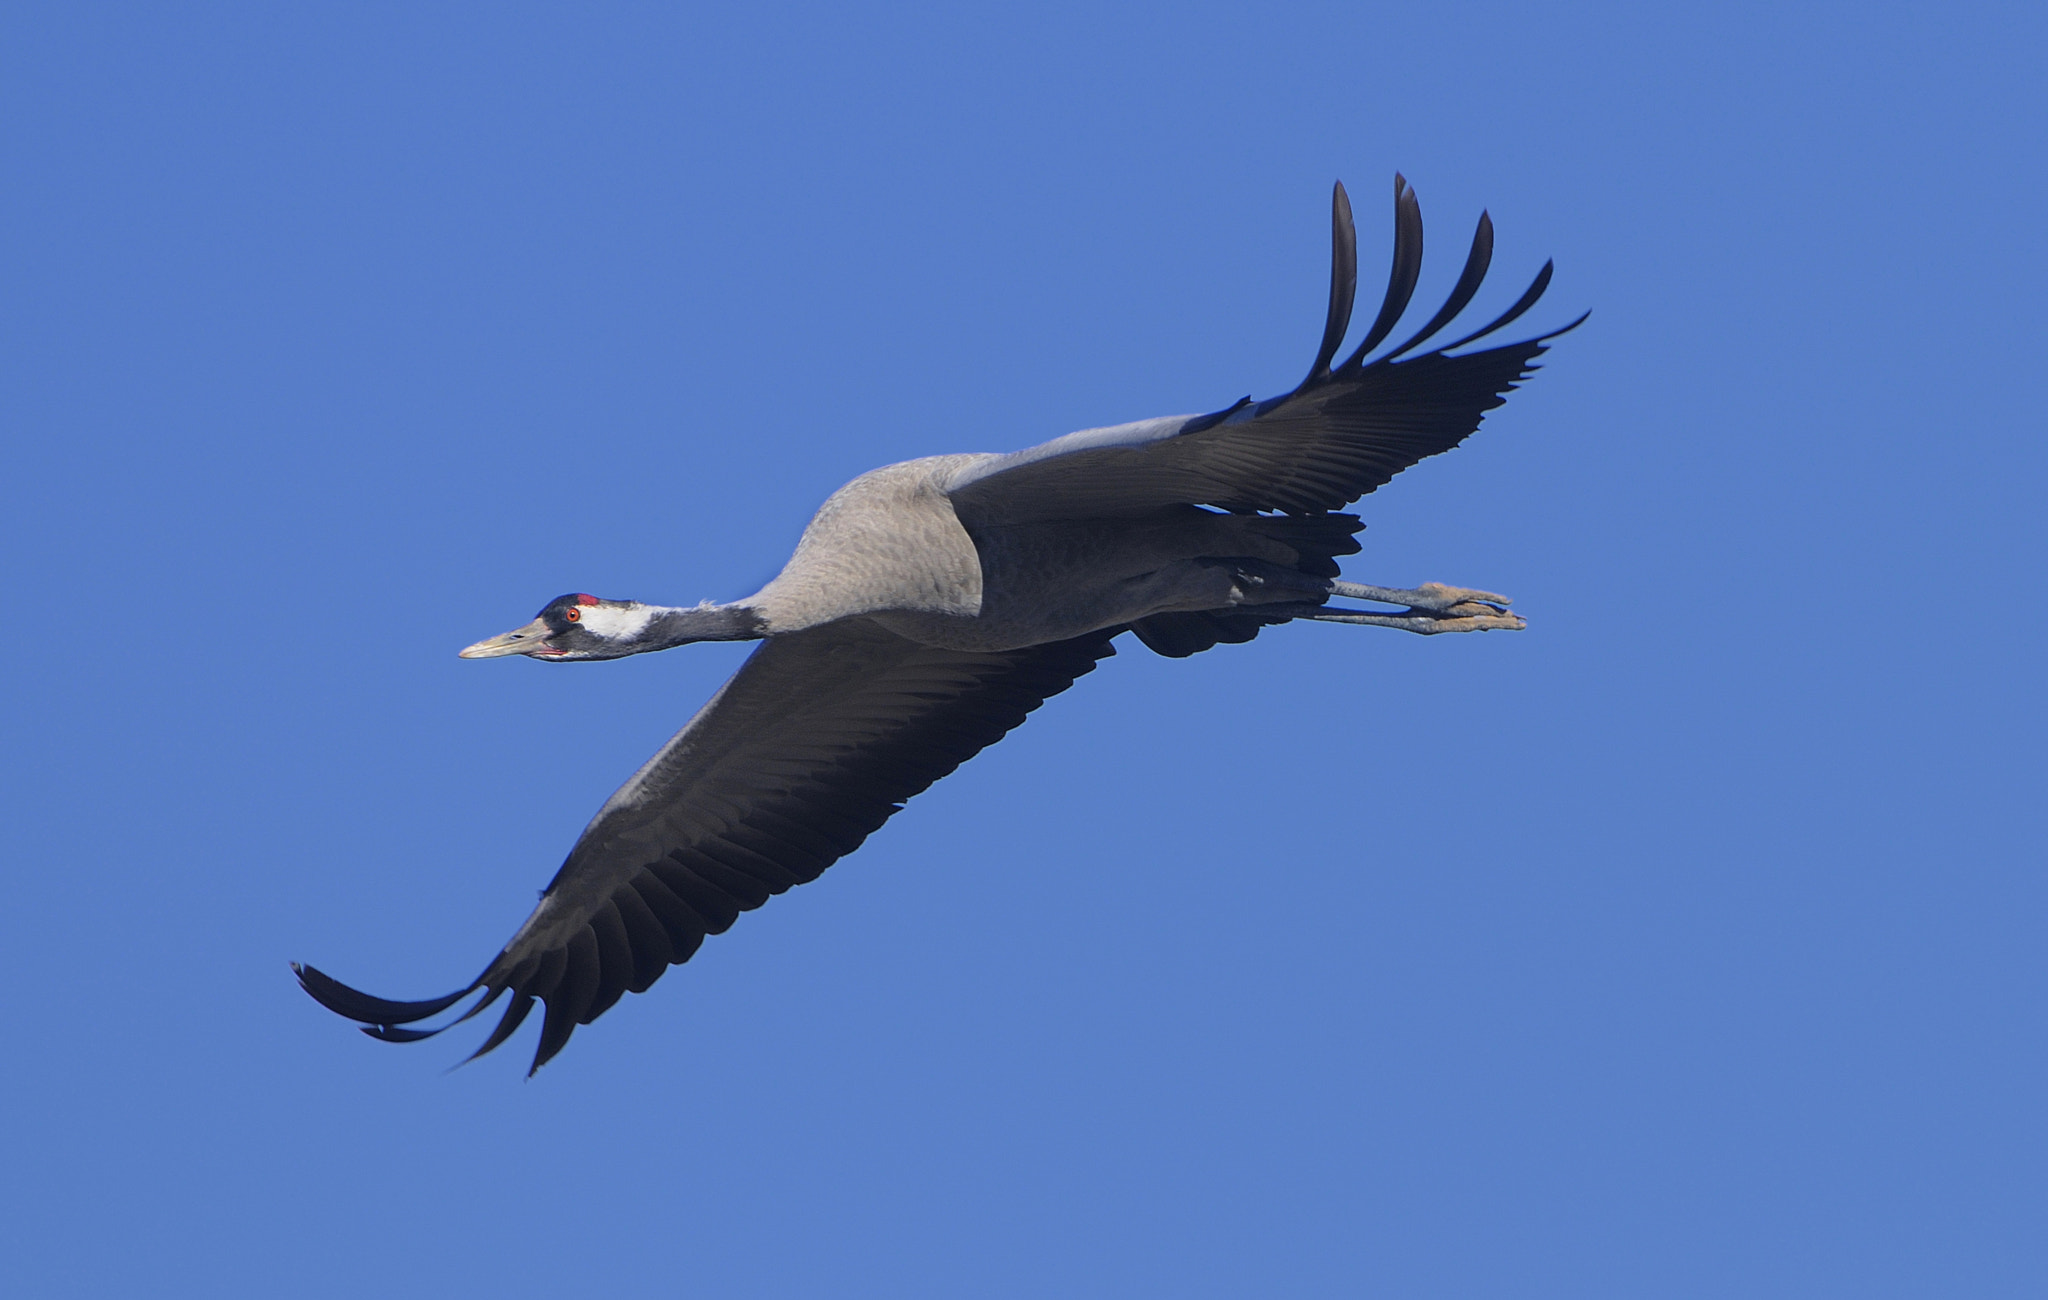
1241,511,1364,577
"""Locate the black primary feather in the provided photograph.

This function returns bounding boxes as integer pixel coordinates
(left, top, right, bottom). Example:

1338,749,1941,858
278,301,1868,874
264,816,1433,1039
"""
1338,173,1423,369
1303,180,1359,384
1381,211,1494,361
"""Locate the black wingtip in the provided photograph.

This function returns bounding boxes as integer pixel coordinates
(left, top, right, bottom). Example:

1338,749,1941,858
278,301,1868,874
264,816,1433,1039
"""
362,1024,447,1043
1381,209,1497,362
1546,308,1591,339
293,961,476,1027
526,926,599,1074
1301,179,1359,386
463,992,538,1068
1438,259,1555,354
1338,172,1425,370
529,998,577,1075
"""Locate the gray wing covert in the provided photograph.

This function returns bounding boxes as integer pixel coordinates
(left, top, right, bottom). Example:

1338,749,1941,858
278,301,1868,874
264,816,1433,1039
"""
946,174,1583,526
295,619,1118,1072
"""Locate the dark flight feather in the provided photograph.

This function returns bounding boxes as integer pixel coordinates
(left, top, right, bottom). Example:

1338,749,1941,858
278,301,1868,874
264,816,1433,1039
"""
1303,181,1359,384
1338,173,1423,369
1382,211,1494,361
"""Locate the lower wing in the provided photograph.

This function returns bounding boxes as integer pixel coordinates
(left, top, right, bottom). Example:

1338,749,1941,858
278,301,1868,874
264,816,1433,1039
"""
296,619,1119,1073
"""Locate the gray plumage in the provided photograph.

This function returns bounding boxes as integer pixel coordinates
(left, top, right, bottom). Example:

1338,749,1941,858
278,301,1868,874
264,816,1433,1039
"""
295,175,1583,1072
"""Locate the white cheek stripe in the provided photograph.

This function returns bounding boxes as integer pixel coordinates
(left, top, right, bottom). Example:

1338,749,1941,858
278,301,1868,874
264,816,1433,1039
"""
578,603,656,640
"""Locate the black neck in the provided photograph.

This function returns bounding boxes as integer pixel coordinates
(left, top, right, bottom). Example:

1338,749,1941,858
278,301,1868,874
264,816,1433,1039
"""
642,603,767,650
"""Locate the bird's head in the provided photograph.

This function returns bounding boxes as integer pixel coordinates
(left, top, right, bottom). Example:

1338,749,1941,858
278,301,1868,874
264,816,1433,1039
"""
458,593,656,662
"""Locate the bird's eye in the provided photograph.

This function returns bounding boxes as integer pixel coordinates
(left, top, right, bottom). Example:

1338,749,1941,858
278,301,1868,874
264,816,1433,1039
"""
563,607,581,622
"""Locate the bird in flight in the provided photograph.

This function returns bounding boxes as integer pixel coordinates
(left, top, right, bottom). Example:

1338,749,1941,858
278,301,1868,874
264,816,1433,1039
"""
296,175,1582,1073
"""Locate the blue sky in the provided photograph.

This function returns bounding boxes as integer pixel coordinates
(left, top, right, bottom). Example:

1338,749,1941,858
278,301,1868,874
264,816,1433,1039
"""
3,3,2043,1296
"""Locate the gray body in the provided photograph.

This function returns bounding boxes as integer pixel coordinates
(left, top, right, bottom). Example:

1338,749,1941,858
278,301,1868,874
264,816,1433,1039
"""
750,454,1328,651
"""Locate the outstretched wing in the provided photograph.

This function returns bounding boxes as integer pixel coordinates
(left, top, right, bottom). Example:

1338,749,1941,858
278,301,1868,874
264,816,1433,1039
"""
946,174,1585,525
296,619,1118,1073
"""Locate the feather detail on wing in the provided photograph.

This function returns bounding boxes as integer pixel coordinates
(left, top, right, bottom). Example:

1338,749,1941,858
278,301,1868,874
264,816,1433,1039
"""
295,619,1117,1073
946,174,1585,524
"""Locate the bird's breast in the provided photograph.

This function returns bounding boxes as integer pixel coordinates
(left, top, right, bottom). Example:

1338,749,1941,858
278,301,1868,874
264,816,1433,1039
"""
745,455,988,633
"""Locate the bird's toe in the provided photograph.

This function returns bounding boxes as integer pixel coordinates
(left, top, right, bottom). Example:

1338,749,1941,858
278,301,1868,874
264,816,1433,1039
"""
1413,582,1514,612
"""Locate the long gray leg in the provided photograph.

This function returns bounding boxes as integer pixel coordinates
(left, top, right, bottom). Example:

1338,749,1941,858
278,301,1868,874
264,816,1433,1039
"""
1329,580,1516,613
1250,579,1528,636
1198,563,1525,635
1297,605,1525,634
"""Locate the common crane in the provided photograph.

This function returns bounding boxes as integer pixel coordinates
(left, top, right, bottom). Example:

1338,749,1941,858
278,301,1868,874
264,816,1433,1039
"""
296,175,1583,1073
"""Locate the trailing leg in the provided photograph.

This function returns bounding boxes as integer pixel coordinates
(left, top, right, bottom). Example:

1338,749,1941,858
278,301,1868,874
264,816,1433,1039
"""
1328,579,1515,613
1250,579,1526,635
1291,604,1525,634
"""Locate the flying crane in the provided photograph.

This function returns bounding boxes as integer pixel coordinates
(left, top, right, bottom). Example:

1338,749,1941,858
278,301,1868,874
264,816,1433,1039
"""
296,175,1583,1072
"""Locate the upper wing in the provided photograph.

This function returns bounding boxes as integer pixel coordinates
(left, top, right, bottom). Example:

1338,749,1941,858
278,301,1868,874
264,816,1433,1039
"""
946,175,1585,524
296,619,1118,1072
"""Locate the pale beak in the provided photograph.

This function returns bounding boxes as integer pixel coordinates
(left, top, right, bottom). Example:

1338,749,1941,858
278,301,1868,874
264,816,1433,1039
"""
458,618,557,659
